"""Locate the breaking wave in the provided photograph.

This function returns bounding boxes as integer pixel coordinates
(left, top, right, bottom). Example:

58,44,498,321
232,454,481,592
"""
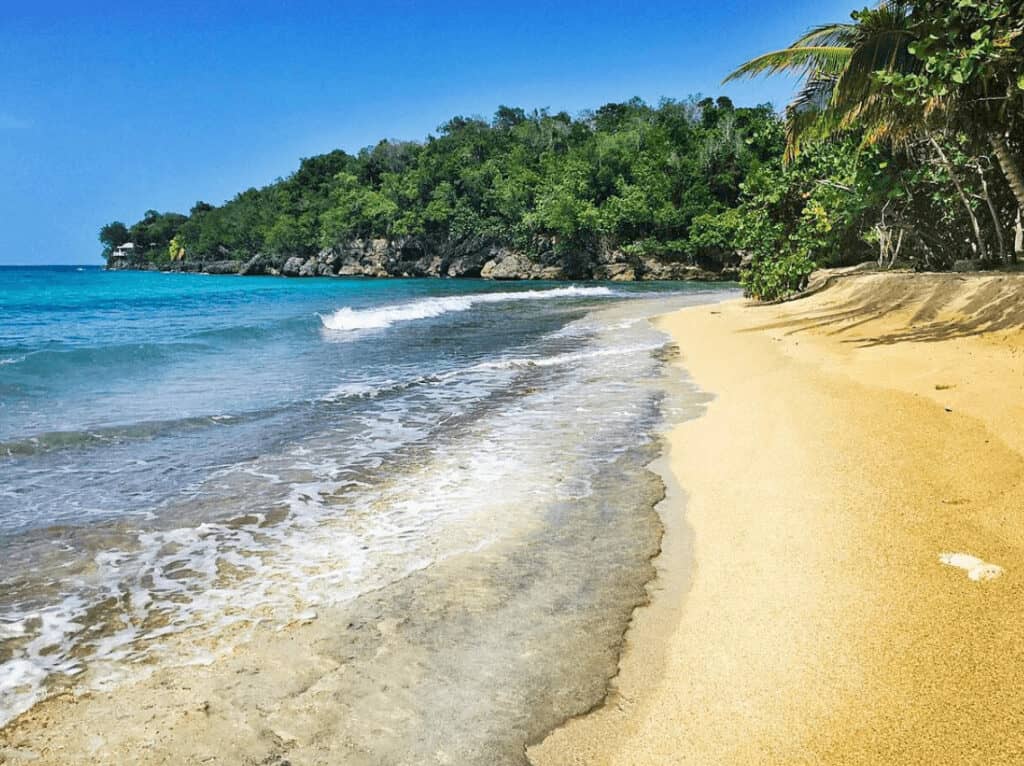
318,286,614,331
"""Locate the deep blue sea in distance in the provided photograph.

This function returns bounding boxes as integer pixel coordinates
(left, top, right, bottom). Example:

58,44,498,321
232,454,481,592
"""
0,264,736,748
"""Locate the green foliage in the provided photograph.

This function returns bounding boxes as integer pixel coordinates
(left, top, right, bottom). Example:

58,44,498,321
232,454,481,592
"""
126,210,188,262
102,1,1024,310
725,2,919,158
167,235,185,262
265,215,310,256
728,0,1024,298
687,208,743,261
742,250,817,301
98,221,129,257
880,0,1022,123
106,98,782,270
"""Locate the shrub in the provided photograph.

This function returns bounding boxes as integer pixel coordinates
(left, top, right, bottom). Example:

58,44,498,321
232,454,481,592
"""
741,249,815,301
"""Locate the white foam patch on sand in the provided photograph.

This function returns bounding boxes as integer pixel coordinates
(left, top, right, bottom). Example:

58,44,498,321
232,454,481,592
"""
319,286,614,331
939,552,1004,581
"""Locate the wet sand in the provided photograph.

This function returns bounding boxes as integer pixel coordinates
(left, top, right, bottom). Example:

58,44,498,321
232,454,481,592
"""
531,272,1024,765
1,297,721,766
6,272,1024,764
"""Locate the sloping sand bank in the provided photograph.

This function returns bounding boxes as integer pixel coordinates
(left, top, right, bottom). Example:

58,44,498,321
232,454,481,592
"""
531,272,1024,765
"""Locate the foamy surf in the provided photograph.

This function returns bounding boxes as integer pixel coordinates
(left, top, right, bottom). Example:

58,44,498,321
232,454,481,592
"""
318,285,614,331
320,341,666,403
0,300,675,730
0,268,738,748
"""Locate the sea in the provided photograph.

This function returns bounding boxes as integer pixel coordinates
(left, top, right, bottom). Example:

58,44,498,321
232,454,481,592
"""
0,265,734,758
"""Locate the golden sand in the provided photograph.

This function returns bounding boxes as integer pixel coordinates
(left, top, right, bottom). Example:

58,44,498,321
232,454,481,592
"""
530,272,1024,765
5,272,1024,765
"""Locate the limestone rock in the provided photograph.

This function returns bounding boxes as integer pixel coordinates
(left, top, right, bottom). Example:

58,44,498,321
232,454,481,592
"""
203,260,241,275
482,250,540,279
282,256,305,276
239,253,268,276
593,262,636,281
637,257,719,281
129,234,740,281
536,265,567,280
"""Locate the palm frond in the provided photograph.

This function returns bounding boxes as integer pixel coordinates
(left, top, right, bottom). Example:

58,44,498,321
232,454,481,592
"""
792,23,856,47
726,0,919,162
723,46,852,83
829,30,915,108
785,80,848,161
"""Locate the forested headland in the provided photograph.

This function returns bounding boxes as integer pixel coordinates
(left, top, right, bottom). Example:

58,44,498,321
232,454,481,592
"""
102,0,1023,299
99,97,782,282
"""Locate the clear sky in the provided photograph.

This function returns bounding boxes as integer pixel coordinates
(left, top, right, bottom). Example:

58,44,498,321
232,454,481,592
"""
1,0,861,265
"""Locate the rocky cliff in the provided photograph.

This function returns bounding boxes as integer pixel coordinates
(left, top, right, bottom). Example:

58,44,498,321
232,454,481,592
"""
107,237,739,281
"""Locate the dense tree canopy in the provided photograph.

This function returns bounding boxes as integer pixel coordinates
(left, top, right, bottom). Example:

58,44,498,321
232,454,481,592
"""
725,0,1024,299
98,221,130,257
101,97,783,269
103,1,1024,300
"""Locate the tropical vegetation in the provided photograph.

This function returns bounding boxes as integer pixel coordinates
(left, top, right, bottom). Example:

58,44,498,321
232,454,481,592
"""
100,98,782,276
102,0,1024,300
723,0,1023,298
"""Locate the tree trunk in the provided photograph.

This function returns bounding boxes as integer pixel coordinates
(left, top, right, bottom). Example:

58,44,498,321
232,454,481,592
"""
991,132,1024,212
1016,208,1023,262
930,135,988,262
977,166,1007,263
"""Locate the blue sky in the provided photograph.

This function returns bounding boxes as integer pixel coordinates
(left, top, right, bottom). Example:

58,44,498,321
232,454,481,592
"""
1,0,861,265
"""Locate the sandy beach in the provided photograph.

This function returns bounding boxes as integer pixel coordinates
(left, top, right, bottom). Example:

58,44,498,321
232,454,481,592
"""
5,271,1024,764
532,271,1024,764
7,0,1023,759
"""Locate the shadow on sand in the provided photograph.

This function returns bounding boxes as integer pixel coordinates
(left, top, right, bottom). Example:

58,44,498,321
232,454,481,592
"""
739,273,1024,347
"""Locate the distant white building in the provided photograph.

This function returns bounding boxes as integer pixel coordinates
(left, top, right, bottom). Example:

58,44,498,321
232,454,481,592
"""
111,242,135,259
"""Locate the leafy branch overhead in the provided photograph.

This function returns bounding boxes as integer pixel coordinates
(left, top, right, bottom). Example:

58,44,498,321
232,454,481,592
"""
723,0,1024,299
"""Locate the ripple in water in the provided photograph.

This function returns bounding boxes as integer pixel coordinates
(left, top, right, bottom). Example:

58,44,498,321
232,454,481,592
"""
0,273,732,760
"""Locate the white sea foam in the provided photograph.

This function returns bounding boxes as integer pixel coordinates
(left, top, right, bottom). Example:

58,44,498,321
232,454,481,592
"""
939,552,1004,581
318,286,614,331
320,340,665,404
0,621,26,640
0,292,704,728
324,378,406,400
473,342,666,371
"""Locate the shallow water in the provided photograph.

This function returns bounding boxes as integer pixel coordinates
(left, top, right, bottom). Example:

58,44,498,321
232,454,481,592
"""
0,266,733,755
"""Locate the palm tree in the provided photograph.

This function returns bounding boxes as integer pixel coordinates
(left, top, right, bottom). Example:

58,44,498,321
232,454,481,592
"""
723,2,917,161
725,1,1024,219
724,2,1011,261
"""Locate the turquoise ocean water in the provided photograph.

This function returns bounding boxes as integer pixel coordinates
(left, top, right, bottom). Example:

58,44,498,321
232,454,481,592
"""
0,265,734,754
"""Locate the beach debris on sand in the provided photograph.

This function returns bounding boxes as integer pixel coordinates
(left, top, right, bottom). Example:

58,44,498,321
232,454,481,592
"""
938,552,1004,581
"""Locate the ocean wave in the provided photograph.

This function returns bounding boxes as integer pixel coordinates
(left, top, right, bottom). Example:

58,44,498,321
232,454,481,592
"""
186,316,308,343
318,286,614,332
323,378,411,401
471,342,667,371
0,413,244,459
0,294,689,731
0,342,210,380
321,340,666,403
